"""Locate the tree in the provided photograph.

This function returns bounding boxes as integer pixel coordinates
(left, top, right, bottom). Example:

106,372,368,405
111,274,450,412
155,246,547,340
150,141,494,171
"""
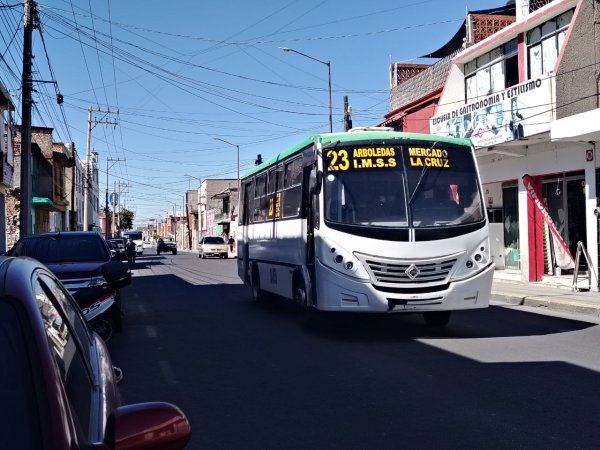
119,208,134,230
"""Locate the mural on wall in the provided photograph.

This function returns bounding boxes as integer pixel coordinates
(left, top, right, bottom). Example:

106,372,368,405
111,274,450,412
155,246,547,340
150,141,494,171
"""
431,76,552,148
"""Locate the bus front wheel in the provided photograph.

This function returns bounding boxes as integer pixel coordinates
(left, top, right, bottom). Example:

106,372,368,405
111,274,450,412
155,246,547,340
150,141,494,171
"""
422,311,451,327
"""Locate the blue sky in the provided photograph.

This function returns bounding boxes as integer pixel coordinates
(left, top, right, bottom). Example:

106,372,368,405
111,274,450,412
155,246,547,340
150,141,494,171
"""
0,0,505,225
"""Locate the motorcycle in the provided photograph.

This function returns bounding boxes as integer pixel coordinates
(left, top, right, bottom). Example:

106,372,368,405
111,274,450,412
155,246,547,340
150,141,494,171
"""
72,261,131,342
79,290,122,342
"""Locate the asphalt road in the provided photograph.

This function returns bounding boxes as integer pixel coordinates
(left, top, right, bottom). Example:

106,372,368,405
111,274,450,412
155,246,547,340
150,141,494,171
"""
108,250,600,450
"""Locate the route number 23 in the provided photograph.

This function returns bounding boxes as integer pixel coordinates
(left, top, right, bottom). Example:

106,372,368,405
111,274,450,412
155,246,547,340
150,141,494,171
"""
327,149,350,172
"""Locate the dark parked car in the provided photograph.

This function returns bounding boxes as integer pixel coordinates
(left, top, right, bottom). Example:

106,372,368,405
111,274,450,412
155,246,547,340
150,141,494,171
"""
0,255,191,449
7,232,129,341
107,239,127,261
157,237,177,255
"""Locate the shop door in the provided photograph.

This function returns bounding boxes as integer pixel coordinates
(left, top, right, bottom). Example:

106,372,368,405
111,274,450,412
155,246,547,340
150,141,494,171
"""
542,173,586,268
502,185,520,269
566,178,586,259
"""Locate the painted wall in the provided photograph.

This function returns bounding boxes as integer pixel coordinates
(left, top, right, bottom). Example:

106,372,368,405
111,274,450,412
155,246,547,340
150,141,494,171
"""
555,0,599,118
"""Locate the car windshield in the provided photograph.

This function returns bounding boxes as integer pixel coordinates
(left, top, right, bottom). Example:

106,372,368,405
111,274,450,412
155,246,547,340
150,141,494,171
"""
11,234,110,263
324,143,483,228
204,237,225,244
123,232,143,241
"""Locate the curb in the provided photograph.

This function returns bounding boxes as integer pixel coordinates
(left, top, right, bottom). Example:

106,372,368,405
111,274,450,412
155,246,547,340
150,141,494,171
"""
492,291,600,318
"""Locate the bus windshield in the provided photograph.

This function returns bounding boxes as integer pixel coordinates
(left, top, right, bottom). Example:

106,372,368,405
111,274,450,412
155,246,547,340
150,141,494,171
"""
323,143,483,228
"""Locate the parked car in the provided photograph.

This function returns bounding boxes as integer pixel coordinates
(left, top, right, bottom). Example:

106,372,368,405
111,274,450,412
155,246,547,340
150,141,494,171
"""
7,232,129,341
199,236,228,259
157,238,177,255
142,240,153,249
107,239,127,261
0,255,191,449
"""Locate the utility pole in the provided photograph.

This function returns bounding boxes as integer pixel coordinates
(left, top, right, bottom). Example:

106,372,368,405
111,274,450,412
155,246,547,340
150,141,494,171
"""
343,96,353,131
112,180,117,236
83,107,118,231
19,0,37,238
105,157,124,239
116,181,129,232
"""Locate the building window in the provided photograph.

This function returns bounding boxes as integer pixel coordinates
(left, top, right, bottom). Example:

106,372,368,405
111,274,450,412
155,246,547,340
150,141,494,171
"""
527,9,574,78
464,39,518,101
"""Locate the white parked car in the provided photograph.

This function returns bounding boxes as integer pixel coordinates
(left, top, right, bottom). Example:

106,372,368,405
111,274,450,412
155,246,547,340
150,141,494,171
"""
142,240,153,249
198,236,228,259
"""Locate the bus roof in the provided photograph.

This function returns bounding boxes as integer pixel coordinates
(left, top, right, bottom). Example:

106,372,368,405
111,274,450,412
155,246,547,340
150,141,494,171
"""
242,130,472,179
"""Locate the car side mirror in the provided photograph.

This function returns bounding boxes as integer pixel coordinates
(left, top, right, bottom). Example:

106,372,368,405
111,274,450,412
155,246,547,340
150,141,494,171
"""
308,170,323,196
102,261,132,290
104,402,191,450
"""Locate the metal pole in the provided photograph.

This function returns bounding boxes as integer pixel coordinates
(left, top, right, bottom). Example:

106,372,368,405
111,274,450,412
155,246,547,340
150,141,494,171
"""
105,157,109,239
281,47,332,133
236,144,240,192
117,181,121,233
112,181,116,236
327,61,332,133
19,0,35,237
83,106,92,230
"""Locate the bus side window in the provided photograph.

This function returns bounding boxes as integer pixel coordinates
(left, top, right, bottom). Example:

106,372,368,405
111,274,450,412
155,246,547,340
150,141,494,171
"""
245,180,254,225
283,158,302,218
255,174,267,222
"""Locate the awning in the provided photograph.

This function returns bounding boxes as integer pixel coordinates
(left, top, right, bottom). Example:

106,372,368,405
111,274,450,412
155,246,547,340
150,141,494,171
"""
32,197,55,208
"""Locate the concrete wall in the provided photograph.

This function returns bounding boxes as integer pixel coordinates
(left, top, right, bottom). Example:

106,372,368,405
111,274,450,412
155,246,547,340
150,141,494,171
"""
555,0,600,118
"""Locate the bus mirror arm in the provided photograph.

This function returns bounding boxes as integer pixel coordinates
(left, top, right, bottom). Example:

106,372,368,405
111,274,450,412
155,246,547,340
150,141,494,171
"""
309,170,323,196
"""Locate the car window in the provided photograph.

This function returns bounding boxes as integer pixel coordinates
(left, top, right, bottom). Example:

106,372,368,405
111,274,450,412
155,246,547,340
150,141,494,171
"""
0,299,43,449
33,274,95,443
13,234,110,263
204,237,225,244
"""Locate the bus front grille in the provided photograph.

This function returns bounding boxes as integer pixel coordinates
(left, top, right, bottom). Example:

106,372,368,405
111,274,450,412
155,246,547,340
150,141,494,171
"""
355,252,461,286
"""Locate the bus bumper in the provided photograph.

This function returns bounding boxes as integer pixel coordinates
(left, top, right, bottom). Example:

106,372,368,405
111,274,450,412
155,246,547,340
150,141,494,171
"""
315,260,495,313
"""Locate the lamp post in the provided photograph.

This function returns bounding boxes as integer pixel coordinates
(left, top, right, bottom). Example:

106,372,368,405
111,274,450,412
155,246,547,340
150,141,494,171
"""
281,47,332,133
213,138,240,192
184,174,201,189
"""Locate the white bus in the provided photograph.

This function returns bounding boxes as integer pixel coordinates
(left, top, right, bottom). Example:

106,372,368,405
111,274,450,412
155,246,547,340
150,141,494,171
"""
237,129,494,326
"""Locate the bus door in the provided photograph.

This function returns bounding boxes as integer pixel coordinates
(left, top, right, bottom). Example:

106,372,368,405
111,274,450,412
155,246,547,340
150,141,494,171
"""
238,180,253,282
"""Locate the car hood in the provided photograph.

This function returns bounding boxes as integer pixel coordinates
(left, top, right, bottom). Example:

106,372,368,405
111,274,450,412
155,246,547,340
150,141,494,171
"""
45,261,107,279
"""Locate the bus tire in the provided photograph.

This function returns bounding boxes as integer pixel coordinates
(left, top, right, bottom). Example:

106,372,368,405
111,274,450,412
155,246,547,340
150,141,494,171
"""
293,272,307,307
251,266,266,304
423,311,451,327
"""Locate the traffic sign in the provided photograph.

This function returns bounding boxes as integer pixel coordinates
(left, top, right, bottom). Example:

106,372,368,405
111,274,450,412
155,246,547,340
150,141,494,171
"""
109,192,119,204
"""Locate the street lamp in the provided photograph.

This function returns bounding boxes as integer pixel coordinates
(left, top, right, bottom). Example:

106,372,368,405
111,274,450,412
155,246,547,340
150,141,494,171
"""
184,174,201,189
213,137,240,192
281,47,332,133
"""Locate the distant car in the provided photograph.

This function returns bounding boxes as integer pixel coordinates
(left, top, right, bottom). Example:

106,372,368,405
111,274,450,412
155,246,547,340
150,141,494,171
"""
157,238,177,255
142,240,153,249
0,255,191,449
199,236,228,259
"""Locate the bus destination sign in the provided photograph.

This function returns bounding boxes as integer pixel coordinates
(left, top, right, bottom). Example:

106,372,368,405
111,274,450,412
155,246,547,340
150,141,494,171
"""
325,147,397,172
407,147,450,168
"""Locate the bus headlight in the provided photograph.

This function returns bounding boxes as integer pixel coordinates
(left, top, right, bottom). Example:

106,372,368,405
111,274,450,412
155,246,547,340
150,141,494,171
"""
318,236,370,280
452,238,490,280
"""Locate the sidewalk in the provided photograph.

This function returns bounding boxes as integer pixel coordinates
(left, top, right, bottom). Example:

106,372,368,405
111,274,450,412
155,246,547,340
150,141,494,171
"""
491,270,600,319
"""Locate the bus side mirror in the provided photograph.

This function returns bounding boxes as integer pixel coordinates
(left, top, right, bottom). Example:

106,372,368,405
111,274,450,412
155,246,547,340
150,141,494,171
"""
309,170,323,196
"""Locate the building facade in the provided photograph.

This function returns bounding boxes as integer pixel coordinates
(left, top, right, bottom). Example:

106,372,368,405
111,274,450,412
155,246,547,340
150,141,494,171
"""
426,0,598,287
198,179,237,239
0,84,15,252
